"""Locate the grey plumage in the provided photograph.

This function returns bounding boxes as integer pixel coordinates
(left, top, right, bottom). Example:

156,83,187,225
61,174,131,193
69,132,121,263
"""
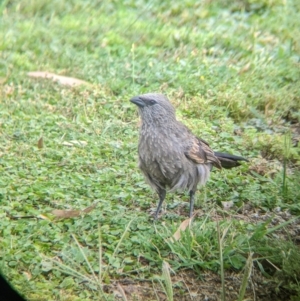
130,93,248,219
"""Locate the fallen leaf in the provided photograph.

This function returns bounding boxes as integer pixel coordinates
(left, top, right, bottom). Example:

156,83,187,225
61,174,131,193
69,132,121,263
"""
37,137,43,149
171,211,198,241
52,209,81,219
172,217,192,241
38,214,51,220
70,140,88,146
62,140,88,147
23,271,32,281
61,141,74,147
82,202,98,213
238,63,251,74
52,202,98,219
28,71,89,87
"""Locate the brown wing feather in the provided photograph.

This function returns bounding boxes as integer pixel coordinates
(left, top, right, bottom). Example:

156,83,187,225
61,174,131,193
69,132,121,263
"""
185,138,222,169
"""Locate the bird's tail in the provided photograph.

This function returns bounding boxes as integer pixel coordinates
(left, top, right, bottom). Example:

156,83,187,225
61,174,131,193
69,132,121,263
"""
214,152,248,169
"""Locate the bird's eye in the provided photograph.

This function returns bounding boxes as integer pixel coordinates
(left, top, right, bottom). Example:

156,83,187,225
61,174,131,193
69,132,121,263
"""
148,99,157,106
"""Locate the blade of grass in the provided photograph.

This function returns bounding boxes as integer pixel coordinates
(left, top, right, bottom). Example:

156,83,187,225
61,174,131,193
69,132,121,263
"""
217,221,231,301
72,234,99,285
217,221,225,301
50,258,94,284
112,219,134,257
282,131,291,197
238,252,253,301
98,223,103,285
161,261,174,301
101,219,134,282
71,234,108,300
266,216,299,234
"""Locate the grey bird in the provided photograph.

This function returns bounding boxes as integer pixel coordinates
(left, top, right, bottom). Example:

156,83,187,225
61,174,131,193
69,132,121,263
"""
130,93,248,219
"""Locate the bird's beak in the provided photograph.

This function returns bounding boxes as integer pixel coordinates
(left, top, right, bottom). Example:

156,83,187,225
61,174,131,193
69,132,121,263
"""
130,96,145,107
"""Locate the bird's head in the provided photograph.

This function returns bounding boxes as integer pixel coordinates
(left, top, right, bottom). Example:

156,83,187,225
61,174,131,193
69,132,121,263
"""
130,93,176,124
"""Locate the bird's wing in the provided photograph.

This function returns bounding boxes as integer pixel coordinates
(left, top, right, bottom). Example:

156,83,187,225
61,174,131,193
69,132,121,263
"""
185,137,222,169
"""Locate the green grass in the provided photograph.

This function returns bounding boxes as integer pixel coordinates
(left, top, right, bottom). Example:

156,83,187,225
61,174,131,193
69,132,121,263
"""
1,0,300,300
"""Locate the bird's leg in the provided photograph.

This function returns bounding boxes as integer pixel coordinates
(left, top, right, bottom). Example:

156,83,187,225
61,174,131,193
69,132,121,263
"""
154,187,166,220
189,190,195,218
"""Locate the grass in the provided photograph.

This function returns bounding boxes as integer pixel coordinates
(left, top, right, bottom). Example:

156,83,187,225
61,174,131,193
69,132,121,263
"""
0,0,300,300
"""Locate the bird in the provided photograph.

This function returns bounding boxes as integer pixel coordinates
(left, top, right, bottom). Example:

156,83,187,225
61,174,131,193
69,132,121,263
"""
130,93,248,219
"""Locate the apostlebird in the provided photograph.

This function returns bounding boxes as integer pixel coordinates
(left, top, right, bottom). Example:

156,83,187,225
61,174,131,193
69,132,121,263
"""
130,93,248,219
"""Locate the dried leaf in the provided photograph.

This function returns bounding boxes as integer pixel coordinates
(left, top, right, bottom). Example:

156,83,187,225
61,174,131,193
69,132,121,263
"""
61,141,74,147
172,217,191,241
23,271,32,281
62,140,87,147
70,140,88,146
38,214,51,220
82,202,98,213
238,63,251,74
37,137,44,149
52,209,81,219
52,202,98,219
28,71,89,87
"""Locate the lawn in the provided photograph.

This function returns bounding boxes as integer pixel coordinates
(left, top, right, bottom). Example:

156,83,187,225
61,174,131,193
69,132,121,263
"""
0,0,300,300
